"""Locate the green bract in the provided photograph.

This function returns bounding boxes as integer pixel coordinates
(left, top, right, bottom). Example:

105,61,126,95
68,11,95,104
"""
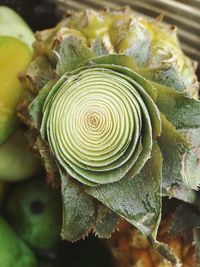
20,8,200,266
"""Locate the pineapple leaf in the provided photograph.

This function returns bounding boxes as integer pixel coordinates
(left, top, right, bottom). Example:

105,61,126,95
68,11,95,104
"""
158,114,200,193
166,204,200,238
56,35,94,75
152,240,181,266
60,169,97,242
180,128,200,190
36,137,60,185
21,56,56,93
155,82,200,129
158,114,188,192
87,142,162,238
94,206,119,239
139,64,186,92
29,80,57,130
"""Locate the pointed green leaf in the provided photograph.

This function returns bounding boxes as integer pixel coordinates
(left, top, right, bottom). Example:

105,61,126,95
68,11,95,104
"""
87,142,162,237
60,169,97,242
56,35,94,75
180,128,200,190
154,82,200,130
87,143,180,264
158,114,189,194
29,80,57,130
153,83,200,190
22,56,56,92
90,39,110,56
94,206,119,239
110,18,151,66
36,137,60,185
170,188,200,206
158,114,200,194
139,64,186,92
165,204,200,238
151,240,181,266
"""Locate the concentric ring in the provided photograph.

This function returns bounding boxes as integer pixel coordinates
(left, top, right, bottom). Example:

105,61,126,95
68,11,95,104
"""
41,66,159,185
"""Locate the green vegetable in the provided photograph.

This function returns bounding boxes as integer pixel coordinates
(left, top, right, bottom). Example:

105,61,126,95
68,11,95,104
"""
0,217,37,267
6,179,61,250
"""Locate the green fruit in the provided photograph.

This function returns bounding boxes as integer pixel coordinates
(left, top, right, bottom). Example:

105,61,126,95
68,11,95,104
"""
0,36,32,145
0,6,35,49
0,216,37,267
0,128,41,181
6,179,62,250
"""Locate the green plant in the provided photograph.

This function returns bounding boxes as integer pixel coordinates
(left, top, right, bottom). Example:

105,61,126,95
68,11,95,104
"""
19,8,200,266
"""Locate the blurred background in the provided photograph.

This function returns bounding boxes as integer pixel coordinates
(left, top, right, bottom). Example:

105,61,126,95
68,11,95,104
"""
1,0,200,75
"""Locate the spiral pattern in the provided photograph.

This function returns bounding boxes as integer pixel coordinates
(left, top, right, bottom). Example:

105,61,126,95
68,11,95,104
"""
42,66,160,185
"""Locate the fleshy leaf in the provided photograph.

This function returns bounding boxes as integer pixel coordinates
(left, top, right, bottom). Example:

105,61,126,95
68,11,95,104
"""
139,64,186,92
154,83,200,190
60,169,97,242
159,120,186,192
110,17,151,66
154,82,200,130
29,80,57,130
87,142,162,237
152,240,181,266
36,137,60,185
20,56,56,93
180,128,200,190
90,39,110,56
87,143,180,264
85,55,157,102
94,206,119,239
158,115,199,197
165,204,200,238
170,188,200,207
56,35,94,75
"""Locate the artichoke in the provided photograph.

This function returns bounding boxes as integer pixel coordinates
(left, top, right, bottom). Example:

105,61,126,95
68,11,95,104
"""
19,8,200,265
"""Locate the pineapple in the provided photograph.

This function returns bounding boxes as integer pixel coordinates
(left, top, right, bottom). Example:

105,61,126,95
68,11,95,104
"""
18,7,200,266
107,218,197,267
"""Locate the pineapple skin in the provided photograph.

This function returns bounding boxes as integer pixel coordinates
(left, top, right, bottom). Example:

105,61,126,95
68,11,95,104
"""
27,8,198,97
106,220,196,267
